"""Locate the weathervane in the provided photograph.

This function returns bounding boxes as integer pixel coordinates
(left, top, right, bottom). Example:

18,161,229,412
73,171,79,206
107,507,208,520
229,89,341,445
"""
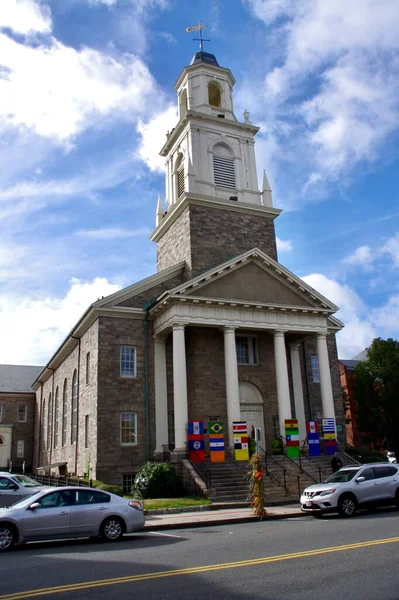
186,21,210,51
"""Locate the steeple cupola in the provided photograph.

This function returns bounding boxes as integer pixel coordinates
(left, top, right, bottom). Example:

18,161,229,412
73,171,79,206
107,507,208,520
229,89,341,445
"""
158,52,273,210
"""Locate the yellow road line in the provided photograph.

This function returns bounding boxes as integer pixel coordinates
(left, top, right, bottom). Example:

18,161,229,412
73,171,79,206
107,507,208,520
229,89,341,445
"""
1,536,399,600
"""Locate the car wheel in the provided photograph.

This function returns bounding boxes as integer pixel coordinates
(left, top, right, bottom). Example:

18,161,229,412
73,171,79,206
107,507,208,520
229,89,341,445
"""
338,494,357,518
0,525,16,552
101,517,124,542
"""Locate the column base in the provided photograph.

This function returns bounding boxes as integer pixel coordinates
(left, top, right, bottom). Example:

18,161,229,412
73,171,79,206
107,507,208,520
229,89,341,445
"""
170,447,187,462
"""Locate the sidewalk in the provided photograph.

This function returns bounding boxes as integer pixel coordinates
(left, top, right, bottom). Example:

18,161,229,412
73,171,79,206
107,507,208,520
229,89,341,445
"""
144,504,304,531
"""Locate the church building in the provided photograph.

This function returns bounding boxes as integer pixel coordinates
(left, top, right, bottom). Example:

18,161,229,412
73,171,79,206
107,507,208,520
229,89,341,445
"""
32,50,344,490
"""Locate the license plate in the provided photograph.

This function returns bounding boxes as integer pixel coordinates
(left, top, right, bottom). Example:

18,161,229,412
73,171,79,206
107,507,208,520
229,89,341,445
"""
305,501,312,507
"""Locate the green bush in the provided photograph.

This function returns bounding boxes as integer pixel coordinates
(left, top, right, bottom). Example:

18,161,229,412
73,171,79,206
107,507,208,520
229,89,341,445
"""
132,462,181,498
94,482,123,496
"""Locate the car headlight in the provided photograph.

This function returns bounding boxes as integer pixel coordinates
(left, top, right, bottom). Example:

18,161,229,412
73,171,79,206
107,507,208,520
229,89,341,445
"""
317,489,336,496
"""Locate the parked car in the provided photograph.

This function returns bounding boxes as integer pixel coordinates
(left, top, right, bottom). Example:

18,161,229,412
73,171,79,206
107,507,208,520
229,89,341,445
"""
300,463,399,518
0,473,51,508
0,486,145,551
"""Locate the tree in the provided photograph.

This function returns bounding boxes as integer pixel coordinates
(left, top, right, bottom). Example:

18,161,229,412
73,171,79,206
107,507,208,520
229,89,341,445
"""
354,338,399,457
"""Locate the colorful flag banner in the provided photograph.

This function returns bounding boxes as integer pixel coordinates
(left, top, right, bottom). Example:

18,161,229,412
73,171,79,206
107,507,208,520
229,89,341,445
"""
209,421,225,462
322,418,337,455
233,421,249,461
306,420,320,457
285,419,300,458
187,421,205,462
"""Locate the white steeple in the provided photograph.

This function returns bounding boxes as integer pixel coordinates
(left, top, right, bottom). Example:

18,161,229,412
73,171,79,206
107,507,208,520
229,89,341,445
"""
262,170,273,207
155,194,164,227
159,51,269,210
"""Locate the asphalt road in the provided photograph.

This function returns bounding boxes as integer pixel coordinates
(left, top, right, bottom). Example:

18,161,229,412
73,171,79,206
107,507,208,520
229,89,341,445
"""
1,508,399,600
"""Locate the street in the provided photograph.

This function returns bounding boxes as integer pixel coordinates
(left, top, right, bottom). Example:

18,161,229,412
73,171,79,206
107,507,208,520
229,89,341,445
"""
1,509,399,600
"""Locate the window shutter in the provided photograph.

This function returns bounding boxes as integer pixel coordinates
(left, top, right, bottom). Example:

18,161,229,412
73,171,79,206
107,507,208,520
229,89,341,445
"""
177,166,185,198
213,155,236,189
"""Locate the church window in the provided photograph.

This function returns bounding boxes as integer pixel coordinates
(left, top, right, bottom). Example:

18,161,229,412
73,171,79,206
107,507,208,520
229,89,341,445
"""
47,392,52,448
311,355,320,382
213,144,236,189
120,346,136,378
179,89,188,116
86,352,90,385
120,412,137,445
236,336,259,365
175,153,185,199
0,405,2,422
54,386,59,449
17,405,27,423
122,473,135,494
71,370,78,444
208,81,221,107
17,440,24,458
62,379,68,447
0,436,3,445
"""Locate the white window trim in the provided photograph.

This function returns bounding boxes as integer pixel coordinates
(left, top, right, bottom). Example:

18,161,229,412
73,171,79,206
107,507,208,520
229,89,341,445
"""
120,412,138,446
236,335,259,365
17,440,24,458
17,405,27,423
120,346,137,378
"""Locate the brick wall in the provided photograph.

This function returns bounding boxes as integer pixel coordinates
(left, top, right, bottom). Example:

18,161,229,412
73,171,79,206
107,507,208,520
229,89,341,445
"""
0,393,35,470
157,203,278,279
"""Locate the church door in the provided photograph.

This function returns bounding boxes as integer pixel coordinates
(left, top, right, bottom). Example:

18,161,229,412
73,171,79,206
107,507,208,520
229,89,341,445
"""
239,382,265,448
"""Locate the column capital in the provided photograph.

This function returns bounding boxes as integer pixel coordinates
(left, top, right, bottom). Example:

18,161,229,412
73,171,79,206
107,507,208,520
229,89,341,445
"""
153,334,167,343
273,329,287,338
223,326,236,334
290,342,301,351
172,323,186,332
316,332,327,340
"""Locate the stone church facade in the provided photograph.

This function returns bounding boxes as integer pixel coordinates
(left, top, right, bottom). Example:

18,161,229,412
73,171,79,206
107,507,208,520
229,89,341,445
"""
32,51,344,489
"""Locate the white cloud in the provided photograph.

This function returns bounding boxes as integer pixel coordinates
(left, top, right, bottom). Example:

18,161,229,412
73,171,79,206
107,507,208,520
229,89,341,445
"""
371,295,399,335
302,273,377,359
276,237,292,252
0,0,51,34
75,227,151,240
343,245,372,268
136,105,178,172
0,278,121,365
0,34,158,141
245,0,399,197
380,233,399,267
158,31,177,45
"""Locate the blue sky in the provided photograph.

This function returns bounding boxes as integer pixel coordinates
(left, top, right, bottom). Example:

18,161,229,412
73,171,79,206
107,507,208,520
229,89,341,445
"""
0,0,398,365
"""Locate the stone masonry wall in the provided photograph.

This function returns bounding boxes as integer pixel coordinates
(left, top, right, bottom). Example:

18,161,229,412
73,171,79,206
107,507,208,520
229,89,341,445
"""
33,320,99,478
96,316,155,486
157,203,278,280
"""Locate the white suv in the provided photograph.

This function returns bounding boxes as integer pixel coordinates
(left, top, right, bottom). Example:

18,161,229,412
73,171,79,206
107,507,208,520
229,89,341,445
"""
300,463,399,518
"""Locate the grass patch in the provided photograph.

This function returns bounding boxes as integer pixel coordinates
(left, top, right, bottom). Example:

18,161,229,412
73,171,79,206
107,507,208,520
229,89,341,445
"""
140,496,212,510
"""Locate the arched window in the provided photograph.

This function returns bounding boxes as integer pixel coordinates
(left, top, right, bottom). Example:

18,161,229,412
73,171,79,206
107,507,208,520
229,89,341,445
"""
208,81,221,107
0,436,4,445
54,386,59,449
62,379,68,447
71,370,78,444
179,89,188,117
175,153,185,199
213,143,236,189
47,392,52,449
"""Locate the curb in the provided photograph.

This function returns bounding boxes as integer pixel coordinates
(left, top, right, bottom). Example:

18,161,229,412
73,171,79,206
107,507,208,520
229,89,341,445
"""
143,511,306,531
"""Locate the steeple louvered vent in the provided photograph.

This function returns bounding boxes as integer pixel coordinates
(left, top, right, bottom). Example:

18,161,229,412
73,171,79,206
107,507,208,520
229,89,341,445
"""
213,155,236,189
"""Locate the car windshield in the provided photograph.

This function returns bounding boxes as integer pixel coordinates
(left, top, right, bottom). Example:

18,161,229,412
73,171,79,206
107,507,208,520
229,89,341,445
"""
324,469,360,483
7,491,42,509
11,475,44,488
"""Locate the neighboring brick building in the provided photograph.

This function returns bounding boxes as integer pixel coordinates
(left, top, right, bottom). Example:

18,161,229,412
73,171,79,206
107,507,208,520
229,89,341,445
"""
0,365,43,472
27,50,345,489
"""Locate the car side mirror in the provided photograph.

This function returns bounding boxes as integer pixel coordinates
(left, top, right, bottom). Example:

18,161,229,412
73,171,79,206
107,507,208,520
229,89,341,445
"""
356,476,366,483
29,502,40,510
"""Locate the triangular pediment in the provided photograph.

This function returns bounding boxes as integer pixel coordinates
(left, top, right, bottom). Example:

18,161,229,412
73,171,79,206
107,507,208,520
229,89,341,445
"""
161,249,338,312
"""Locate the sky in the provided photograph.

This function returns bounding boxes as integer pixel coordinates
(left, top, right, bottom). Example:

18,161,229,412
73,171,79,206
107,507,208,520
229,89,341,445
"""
0,0,398,365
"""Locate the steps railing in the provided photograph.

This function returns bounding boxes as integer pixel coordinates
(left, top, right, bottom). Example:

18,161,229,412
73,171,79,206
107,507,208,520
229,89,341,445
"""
257,445,288,494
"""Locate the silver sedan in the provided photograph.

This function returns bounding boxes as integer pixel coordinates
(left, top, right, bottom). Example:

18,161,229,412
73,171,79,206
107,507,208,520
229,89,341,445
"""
0,486,145,551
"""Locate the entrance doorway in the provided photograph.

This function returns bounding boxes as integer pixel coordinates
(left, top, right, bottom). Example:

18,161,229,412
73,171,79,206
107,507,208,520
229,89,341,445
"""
0,427,12,470
239,382,265,447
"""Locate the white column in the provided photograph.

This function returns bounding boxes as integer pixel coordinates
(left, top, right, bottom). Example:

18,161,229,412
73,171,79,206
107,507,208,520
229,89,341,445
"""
172,324,188,450
154,336,168,454
290,343,306,443
273,330,292,437
224,327,241,448
316,333,336,420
